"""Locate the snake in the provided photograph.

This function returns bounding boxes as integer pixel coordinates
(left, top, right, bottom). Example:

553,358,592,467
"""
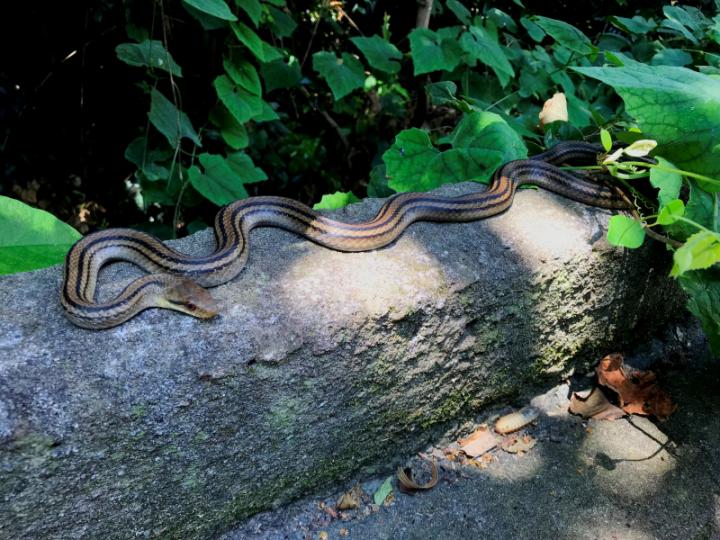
61,141,628,329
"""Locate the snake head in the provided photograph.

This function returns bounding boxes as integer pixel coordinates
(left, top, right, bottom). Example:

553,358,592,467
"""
162,278,220,320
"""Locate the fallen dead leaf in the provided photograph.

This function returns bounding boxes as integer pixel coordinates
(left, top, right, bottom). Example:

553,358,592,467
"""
339,528,349,537
458,424,498,457
569,387,626,421
596,353,676,419
337,487,361,511
318,532,329,540
501,434,536,454
397,460,439,493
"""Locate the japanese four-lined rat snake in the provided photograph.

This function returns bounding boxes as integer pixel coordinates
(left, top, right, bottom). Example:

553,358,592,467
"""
61,141,629,329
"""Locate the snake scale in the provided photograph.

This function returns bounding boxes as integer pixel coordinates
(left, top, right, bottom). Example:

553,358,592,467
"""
61,141,628,329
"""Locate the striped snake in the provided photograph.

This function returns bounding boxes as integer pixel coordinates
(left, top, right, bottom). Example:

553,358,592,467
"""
61,141,628,329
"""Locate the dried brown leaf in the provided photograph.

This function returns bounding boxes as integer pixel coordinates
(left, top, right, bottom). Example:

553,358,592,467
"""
569,387,625,420
397,460,439,492
458,425,498,457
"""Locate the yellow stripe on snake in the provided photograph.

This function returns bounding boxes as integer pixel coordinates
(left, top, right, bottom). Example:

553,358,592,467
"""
61,141,628,329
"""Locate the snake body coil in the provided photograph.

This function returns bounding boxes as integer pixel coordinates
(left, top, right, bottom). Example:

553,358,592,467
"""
61,141,628,329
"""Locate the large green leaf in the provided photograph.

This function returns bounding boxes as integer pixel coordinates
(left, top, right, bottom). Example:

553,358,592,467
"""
265,6,297,38
148,89,202,147
261,56,302,92
213,75,263,124
668,182,719,241
235,0,261,26
383,113,526,192
0,196,81,274
184,0,236,20
224,58,262,95
573,63,720,180
231,22,282,62
115,40,183,76
409,28,463,75
650,156,682,208
209,106,249,149
189,152,266,205
532,16,595,55
384,129,440,192
459,26,514,87
607,215,646,248
312,52,365,100
350,35,402,74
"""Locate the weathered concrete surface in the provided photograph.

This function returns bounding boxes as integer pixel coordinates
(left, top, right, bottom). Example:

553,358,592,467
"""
0,183,685,539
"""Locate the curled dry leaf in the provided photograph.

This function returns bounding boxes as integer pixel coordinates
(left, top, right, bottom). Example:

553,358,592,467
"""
539,92,568,125
596,354,676,419
495,406,540,434
397,460,439,493
458,424,498,457
569,387,626,421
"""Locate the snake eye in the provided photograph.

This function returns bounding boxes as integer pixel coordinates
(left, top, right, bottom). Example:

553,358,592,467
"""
186,302,197,311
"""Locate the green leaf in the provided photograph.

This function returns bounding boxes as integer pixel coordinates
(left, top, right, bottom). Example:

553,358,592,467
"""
678,269,720,354
265,6,297,38
224,58,262,95
384,129,440,192
373,476,393,506
650,156,682,208
459,26,514,87
426,81,470,111
260,56,302,92
253,100,279,122
600,129,612,152
668,183,718,240
367,164,394,198
0,196,82,274
383,113,526,192
532,16,595,55
409,28,462,75
115,40,183,76
313,191,360,210
148,89,202,147
448,111,527,163
520,16,545,42
183,0,236,21
651,48,693,67
235,0,261,26
446,0,471,25
312,51,365,100
182,1,230,29
209,106,249,149
124,137,171,181
226,152,267,184
572,64,720,180
671,230,720,276
190,154,249,205
214,74,263,124
350,35,402,74
607,215,646,248
611,15,657,34
231,22,282,62
656,199,685,225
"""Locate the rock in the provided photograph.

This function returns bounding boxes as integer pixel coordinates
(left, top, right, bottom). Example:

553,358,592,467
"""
0,182,685,539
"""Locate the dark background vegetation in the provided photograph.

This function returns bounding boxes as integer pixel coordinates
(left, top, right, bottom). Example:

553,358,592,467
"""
0,1,714,235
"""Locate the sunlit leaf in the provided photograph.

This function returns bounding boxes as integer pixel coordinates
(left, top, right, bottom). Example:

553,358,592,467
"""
313,191,360,210
671,230,720,276
409,28,462,75
0,196,81,274
573,63,720,180
607,215,646,248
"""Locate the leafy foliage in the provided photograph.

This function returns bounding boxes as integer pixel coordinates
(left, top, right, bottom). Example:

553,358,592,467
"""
5,1,720,350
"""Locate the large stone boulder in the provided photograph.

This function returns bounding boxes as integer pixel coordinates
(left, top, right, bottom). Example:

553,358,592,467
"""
0,183,684,539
